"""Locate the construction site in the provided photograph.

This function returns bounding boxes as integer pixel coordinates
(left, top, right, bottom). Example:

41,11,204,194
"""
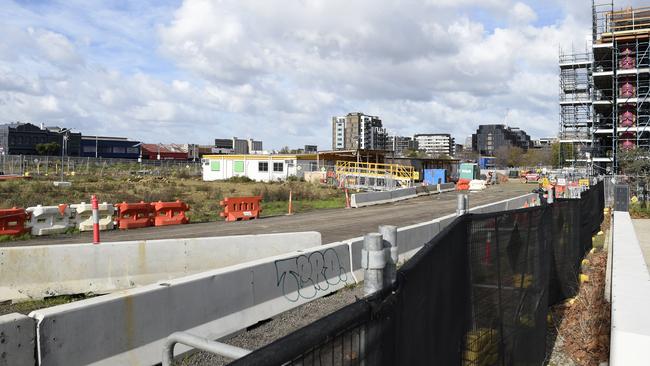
1,2,650,366
560,1,650,173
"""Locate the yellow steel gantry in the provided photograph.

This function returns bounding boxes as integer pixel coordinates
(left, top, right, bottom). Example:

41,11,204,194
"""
335,161,416,186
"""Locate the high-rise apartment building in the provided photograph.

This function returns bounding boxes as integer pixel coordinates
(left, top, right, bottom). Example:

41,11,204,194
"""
559,2,650,173
387,135,418,155
331,113,388,150
472,125,531,155
413,134,455,157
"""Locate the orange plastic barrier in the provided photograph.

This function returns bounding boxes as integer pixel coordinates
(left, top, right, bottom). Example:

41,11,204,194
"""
220,196,262,222
0,207,29,236
151,200,190,226
456,179,471,191
115,201,154,229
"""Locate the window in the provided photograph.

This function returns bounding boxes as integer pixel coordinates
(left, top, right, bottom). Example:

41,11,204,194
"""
99,146,112,153
83,146,96,153
112,147,126,154
233,161,244,173
211,161,220,171
258,161,268,172
273,162,283,172
126,147,139,154
309,162,318,171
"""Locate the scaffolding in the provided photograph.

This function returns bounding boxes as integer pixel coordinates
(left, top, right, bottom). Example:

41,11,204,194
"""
335,160,415,191
559,44,593,168
589,1,650,173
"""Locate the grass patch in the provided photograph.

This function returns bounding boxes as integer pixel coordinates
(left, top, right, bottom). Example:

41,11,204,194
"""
261,197,346,217
0,294,94,315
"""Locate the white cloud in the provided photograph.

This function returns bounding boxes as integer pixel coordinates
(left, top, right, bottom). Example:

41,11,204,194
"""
0,0,600,148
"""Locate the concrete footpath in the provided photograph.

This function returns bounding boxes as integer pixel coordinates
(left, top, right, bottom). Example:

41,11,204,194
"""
5,183,533,247
632,219,650,272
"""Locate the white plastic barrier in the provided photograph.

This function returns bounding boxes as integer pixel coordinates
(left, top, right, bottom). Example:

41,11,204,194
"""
29,242,353,366
25,205,72,236
468,180,487,191
70,202,115,231
609,212,650,365
0,232,322,302
0,313,36,366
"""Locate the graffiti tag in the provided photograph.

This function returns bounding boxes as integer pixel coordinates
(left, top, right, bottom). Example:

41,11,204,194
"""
275,248,349,302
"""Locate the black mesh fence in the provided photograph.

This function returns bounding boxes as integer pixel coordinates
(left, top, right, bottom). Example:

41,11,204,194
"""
229,182,604,366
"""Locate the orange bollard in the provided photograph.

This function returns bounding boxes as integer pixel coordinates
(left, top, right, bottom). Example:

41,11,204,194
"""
287,190,294,216
345,188,351,209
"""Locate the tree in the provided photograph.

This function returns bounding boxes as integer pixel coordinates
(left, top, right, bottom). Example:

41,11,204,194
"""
551,142,576,168
35,142,60,156
494,146,523,167
619,147,650,206
278,146,291,154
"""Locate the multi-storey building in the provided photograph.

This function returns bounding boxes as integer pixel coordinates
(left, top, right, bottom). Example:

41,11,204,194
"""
213,137,263,154
560,2,650,173
331,113,388,150
414,134,455,157
387,136,418,155
0,122,81,156
471,124,531,155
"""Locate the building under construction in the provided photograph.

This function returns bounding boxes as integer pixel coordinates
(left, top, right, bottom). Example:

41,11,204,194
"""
559,1,650,173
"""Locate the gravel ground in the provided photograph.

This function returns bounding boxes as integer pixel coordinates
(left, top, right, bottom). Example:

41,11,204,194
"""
176,284,365,365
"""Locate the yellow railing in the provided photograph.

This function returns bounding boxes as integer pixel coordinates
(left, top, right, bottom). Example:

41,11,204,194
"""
335,161,415,182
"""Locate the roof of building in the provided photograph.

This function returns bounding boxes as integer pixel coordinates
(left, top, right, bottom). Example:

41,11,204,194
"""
203,154,317,160
141,144,189,153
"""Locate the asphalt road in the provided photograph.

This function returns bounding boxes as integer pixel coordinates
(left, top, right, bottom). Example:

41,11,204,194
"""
6,182,534,247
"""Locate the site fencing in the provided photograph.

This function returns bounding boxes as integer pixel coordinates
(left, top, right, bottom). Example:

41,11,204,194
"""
229,181,604,366
0,154,202,177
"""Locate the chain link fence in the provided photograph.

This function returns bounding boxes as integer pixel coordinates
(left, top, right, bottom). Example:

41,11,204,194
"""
0,155,202,178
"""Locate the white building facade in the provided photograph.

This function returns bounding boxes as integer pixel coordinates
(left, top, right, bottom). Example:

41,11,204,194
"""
414,134,455,157
202,154,318,182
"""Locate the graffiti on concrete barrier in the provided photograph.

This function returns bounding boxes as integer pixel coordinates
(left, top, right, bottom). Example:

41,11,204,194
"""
275,248,349,302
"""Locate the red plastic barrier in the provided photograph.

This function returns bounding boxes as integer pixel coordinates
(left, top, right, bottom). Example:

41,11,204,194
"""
220,196,262,222
0,207,29,237
151,200,190,226
115,201,154,229
456,178,470,191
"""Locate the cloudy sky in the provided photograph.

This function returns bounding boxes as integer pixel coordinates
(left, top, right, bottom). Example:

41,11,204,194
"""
0,0,642,149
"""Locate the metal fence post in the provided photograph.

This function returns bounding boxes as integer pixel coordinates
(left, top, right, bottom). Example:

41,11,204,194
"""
456,194,469,216
379,225,398,288
362,232,385,296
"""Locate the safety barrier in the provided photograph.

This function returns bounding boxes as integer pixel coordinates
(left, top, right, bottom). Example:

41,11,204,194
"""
25,205,72,236
220,196,262,221
0,313,36,366
1,192,537,365
0,207,29,237
151,200,190,226
70,202,115,231
0,232,322,302
29,241,352,365
115,201,154,229
468,180,487,191
457,178,470,190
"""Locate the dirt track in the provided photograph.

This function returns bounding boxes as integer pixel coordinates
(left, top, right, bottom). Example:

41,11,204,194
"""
5,182,534,247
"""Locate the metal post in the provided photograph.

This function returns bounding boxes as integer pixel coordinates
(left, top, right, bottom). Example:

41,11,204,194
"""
379,225,398,288
547,186,554,204
362,232,385,296
456,193,469,216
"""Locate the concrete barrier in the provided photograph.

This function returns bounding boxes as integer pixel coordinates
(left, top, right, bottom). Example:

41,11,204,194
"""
390,187,417,201
0,313,36,366
29,242,353,366
609,212,650,365
0,232,322,302
350,191,393,208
